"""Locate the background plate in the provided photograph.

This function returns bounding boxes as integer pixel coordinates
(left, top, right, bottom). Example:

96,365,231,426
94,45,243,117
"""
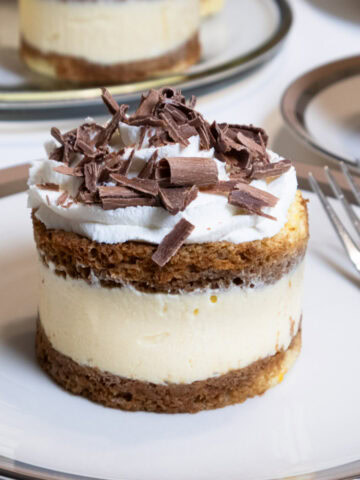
281,56,360,169
0,191,360,480
0,0,292,110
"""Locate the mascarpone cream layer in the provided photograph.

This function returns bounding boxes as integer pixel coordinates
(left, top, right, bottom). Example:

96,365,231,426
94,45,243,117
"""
19,0,199,65
39,261,304,384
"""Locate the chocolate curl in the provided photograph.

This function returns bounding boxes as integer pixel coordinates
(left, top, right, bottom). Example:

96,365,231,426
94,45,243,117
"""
228,183,279,220
152,218,195,267
110,173,159,197
156,157,218,187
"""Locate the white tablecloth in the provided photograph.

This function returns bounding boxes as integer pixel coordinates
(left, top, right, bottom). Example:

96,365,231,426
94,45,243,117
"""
1,0,359,169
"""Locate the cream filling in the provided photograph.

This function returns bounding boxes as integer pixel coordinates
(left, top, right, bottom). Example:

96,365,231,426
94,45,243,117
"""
19,0,199,65
39,261,305,385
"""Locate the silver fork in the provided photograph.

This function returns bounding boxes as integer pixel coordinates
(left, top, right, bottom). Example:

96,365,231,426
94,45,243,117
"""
308,162,360,275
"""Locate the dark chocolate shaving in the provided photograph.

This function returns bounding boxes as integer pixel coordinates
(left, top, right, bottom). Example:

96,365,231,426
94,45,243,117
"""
84,162,101,193
152,218,195,267
236,131,264,155
102,196,158,210
110,173,159,197
159,112,189,147
183,185,199,209
76,190,99,205
95,110,121,147
159,185,198,215
101,87,120,115
138,151,158,179
98,185,158,210
53,165,83,177
228,183,278,220
134,89,160,117
37,183,60,191
56,191,69,206
51,127,64,145
251,159,292,179
98,186,140,199
156,157,218,187
202,180,242,194
118,149,135,176
49,146,66,163
209,122,273,178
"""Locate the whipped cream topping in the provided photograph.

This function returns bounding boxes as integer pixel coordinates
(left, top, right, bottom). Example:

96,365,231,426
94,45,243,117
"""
28,121,297,245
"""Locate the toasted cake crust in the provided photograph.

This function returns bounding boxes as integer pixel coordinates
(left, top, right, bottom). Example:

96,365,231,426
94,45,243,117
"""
33,191,308,293
36,319,301,413
21,34,200,85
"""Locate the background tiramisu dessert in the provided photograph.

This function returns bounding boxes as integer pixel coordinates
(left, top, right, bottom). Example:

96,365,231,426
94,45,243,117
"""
28,87,308,413
19,0,201,84
200,0,225,17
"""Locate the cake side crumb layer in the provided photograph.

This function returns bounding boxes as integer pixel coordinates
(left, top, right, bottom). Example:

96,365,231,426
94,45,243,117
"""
20,34,200,84
36,320,302,414
33,191,309,293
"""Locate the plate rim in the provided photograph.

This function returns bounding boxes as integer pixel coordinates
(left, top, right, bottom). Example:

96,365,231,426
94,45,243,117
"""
2,441,360,480
280,54,360,168
0,0,292,110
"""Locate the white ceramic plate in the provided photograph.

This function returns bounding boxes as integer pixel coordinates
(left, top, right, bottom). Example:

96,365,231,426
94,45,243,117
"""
0,191,360,480
0,0,292,110
281,56,360,169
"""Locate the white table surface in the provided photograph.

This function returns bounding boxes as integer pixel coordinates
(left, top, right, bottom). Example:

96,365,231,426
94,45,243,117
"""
1,0,360,170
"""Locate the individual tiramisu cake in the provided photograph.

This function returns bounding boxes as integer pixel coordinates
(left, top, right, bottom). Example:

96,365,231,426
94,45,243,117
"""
19,0,201,84
28,87,308,413
200,0,225,16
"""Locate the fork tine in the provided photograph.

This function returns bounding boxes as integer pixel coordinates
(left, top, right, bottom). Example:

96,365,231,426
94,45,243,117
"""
340,162,360,207
324,166,360,238
308,173,360,274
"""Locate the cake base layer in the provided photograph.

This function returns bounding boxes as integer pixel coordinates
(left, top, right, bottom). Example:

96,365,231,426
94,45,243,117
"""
32,192,308,293
36,320,301,414
20,35,200,85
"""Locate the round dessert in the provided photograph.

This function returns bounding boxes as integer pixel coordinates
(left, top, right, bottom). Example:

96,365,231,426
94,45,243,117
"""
200,0,225,17
19,0,201,85
28,87,308,413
